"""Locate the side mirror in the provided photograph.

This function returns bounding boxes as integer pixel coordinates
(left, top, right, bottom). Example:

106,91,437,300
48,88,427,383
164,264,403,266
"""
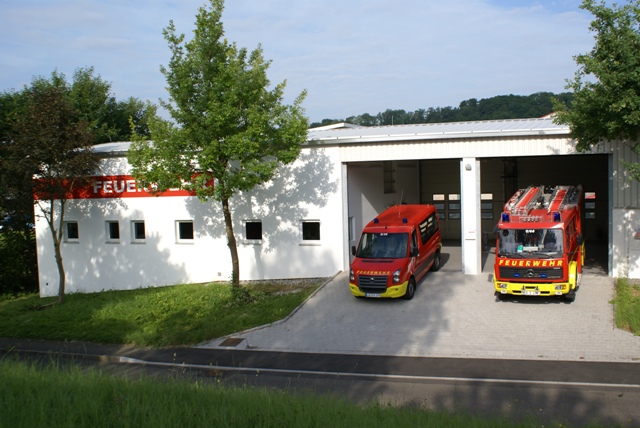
410,247,419,257
351,245,356,256
577,234,584,245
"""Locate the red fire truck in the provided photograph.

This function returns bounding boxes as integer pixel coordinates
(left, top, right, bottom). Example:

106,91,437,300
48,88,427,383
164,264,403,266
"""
493,185,584,302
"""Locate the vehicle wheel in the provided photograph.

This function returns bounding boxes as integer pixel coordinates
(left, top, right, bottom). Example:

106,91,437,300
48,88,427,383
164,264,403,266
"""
565,288,576,302
430,251,442,272
497,292,507,301
403,278,415,300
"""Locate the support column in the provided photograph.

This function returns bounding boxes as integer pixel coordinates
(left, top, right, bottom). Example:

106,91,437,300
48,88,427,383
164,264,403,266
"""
460,157,482,275
341,162,351,272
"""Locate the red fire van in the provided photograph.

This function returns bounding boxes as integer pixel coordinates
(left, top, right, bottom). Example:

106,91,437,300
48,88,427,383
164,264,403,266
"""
349,204,442,300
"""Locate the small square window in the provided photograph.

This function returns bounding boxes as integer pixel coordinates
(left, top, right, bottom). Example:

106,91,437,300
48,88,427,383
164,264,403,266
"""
132,221,146,242
106,221,120,242
245,220,262,241
65,221,79,241
302,221,320,241
176,220,194,242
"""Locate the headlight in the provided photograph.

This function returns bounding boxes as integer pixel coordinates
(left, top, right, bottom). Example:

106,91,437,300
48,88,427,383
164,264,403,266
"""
555,284,565,290
350,269,355,282
393,269,401,283
498,283,507,289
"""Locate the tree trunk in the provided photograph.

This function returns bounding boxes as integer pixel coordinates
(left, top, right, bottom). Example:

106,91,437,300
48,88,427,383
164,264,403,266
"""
53,238,66,303
221,196,240,287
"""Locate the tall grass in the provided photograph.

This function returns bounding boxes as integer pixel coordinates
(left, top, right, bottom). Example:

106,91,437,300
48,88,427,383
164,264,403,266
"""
0,357,543,428
611,277,640,335
0,280,322,346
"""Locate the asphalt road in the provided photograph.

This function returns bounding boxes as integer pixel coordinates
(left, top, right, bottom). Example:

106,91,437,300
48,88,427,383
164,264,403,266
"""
2,338,640,427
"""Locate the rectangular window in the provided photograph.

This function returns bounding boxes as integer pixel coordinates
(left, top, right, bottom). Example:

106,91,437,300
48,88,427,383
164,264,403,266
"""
244,220,262,242
176,220,194,242
106,221,120,242
132,221,146,242
65,221,79,241
301,220,321,242
383,161,395,194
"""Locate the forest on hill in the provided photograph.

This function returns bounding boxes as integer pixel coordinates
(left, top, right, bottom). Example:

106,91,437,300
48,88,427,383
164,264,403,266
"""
309,92,573,128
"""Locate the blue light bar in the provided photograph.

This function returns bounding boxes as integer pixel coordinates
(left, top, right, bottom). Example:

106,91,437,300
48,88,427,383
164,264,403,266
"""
501,213,510,222
402,218,408,224
373,218,379,224
553,212,561,222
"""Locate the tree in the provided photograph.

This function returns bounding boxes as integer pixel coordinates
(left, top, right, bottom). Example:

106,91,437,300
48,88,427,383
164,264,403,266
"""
1,69,151,296
5,85,99,303
554,0,640,179
128,0,308,287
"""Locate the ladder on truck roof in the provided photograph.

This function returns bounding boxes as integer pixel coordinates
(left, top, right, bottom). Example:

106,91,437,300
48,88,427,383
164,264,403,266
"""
505,185,543,216
547,185,581,212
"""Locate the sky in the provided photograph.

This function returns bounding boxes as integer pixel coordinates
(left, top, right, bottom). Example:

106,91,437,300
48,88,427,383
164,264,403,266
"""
0,0,596,123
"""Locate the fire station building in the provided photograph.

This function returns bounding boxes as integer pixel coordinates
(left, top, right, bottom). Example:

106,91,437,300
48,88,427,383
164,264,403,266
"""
35,116,639,296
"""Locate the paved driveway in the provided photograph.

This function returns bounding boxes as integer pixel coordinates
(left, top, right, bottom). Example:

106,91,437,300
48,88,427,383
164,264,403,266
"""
201,245,640,362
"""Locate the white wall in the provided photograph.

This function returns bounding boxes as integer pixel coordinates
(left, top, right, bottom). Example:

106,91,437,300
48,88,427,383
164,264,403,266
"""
35,146,345,296
611,209,640,278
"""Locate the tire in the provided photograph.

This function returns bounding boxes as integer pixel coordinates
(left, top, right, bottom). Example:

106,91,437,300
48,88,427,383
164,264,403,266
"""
430,251,442,272
496,292,507,301
403,278,415,300
564,288,576,302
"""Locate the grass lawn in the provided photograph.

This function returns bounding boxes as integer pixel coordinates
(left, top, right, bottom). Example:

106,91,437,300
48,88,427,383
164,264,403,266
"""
0,357,568,428
611,277,640,335
0,278,325,347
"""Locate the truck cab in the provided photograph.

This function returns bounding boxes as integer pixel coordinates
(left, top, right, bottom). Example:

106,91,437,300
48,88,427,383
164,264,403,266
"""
349,204,442,300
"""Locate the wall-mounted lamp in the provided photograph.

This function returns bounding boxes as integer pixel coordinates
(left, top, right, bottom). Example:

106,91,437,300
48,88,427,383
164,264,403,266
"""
465,163,472,171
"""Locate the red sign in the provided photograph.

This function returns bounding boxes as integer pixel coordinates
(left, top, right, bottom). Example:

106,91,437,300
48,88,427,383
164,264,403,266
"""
68,175,198,199
498,259,564,267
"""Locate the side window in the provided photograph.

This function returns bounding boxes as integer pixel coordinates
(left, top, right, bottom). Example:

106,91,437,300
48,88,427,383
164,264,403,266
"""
419,218,429,244
106,221,120,242
132,221,146,242
65,221,79,242
244,220,263,243
411,230,418,253
301,220,321,244
176,220,194,243
429,213,439,233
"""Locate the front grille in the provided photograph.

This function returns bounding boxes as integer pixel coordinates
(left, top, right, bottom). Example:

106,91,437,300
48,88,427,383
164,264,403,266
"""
499,267,563,280
357,275,389,294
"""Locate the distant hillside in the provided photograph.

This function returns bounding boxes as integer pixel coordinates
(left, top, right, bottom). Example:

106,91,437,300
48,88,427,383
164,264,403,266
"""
309,92,573,128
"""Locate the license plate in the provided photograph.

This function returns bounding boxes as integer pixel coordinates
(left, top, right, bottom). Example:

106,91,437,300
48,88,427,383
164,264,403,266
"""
522,290,540,296
366,293,381,298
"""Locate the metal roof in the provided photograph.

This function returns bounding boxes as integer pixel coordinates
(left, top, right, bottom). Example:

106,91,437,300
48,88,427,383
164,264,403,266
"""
92,117,571,156
306,117,570,145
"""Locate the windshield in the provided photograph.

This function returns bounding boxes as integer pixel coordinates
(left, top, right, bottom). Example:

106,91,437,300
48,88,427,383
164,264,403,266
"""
356,232,409,259
497,228,564,258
